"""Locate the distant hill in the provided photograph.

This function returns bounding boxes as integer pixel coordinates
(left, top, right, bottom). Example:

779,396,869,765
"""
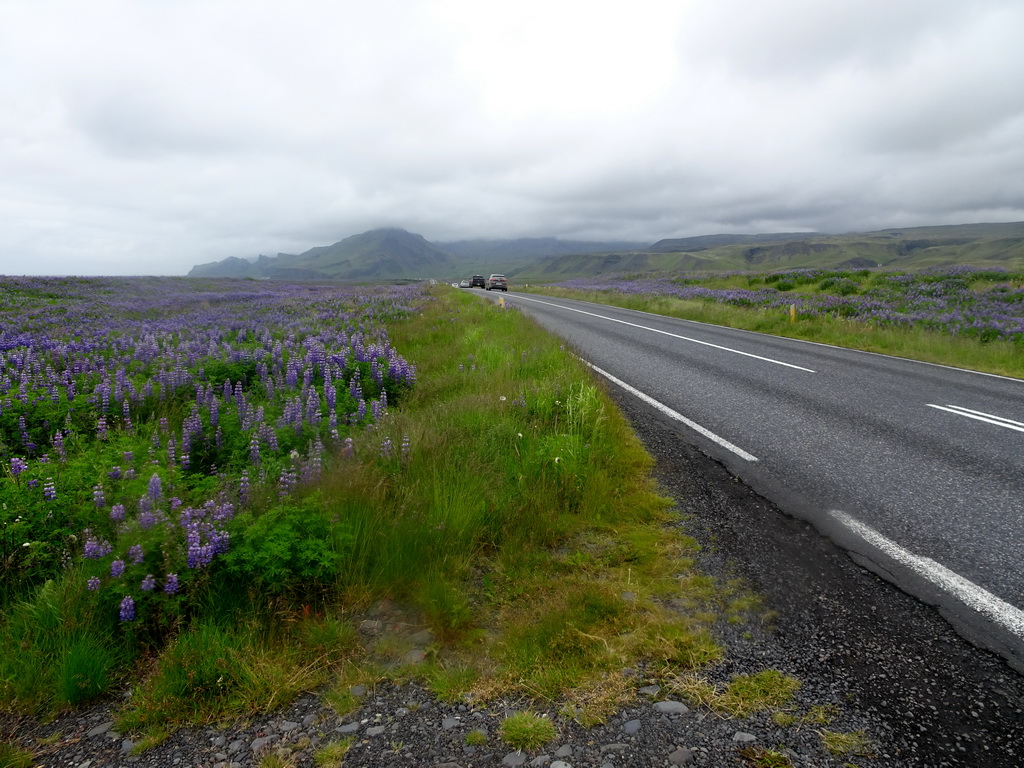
188,222,1024,283
190,229,455,281
526,222,1024,280
440,237,646,262
188,230,646,281
646,232,821,253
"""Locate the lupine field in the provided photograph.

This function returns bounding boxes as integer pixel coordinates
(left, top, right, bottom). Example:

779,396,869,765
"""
3,274,717,735
552,266,1024,345
0,276,423,626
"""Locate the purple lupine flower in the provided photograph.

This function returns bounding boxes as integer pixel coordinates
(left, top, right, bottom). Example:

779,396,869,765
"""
110,503,125,522
122,400,133,432
277,466,297,499
9,457,27,477
109,465,122,481
164,573,179,594
93,485,105,509
97,416,107,440
83,530,113,559
140,574,156,591
53,431,66,460
138,510,157,530
380,438,393,459
123,450,133,464
148,473,162,501
110,559,126,578
86,577,101,591
128,544,144,564
212,501,234,522
249,432,260,465
353,398,367,424
239,469,250,502
119,595,135,622
43,478,56,501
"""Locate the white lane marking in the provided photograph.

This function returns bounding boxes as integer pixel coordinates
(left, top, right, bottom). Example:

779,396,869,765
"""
927,404,1024,434
512,294,816,373
583,360,759,462
831,510,1024,638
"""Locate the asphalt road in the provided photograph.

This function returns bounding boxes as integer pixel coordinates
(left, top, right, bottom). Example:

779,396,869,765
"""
479,289,1024,672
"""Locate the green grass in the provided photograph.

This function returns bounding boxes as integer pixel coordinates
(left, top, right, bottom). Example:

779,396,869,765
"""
2,286,821,754
523,283,1024,380
819,729,875,758
498,711,557,750
738,745,795,767
0,741,35,768
313,738,352,767
668,669,800,717
464,729,488,746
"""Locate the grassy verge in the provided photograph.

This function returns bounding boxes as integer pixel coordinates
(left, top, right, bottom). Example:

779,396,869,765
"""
522,285,1024,379
2,286,842,759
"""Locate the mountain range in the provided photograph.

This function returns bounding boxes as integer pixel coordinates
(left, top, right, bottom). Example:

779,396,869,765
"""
187,222,1024,282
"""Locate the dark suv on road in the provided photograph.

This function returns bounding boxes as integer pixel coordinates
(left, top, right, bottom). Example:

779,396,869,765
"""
486,274,508,291
470,275,486,288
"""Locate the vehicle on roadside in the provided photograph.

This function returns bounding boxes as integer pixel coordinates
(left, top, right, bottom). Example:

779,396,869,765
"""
486,274,508,291
459,279,471,287
470,275,486,288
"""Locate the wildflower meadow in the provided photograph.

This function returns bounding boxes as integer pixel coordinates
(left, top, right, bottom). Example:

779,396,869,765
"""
1,276,420,656
0,277,865,761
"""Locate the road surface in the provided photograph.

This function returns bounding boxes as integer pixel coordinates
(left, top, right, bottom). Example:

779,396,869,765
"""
482,289,1024,671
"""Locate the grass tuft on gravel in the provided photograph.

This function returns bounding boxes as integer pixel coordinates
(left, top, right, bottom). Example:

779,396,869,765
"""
667,669,800,717
498,710,558,750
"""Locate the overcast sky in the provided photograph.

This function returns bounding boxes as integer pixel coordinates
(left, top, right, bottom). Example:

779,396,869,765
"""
2,0,1023,276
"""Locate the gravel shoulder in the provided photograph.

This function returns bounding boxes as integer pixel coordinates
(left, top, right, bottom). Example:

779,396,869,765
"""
612,388,1024,768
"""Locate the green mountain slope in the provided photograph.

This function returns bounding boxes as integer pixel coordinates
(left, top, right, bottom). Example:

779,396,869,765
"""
188,222,1024,282
522,222,1024,280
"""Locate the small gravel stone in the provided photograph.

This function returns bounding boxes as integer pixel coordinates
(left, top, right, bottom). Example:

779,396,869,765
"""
250,735,275,753
668,746,696,765
653,700,689,714
87,722,113,738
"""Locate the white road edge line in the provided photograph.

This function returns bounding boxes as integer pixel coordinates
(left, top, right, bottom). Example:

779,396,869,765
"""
927,404,1024,433
583,359,759,462
513,294,816,373
831,510,1024,638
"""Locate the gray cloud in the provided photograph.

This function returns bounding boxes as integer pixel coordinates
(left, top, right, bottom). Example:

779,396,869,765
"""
1,0,1022,275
